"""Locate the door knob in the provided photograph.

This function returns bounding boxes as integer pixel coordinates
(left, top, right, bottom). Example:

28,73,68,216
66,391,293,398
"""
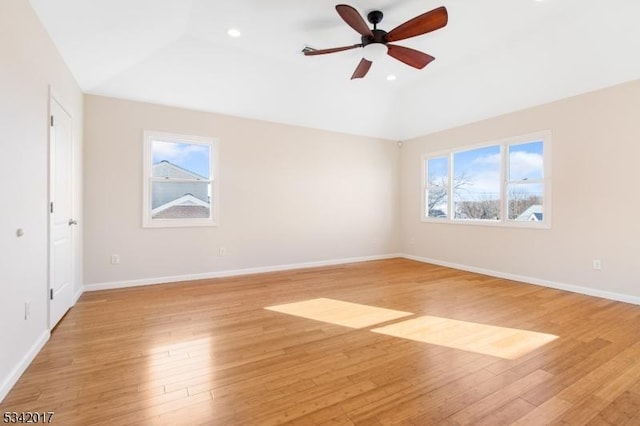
68,219,78,226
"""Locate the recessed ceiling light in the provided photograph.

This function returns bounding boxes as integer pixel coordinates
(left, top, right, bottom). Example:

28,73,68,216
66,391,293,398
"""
227,28,241,38
386,74,397,81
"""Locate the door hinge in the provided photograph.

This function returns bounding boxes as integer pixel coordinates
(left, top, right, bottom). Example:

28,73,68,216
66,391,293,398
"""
50,202,54,213
50,115,54,127
50,289,54,300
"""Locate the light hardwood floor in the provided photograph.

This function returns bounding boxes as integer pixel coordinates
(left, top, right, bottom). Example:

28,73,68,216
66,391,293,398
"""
2,258,640,425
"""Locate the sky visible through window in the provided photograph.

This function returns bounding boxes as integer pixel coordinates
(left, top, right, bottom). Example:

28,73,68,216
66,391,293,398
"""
509,141,543,181
454,145,501,197
428,141,543,196
152,140,210,178
428,156,448,184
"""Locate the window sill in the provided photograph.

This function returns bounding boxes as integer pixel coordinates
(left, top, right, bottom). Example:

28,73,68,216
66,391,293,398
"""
421,217,551,230
142,219,219,228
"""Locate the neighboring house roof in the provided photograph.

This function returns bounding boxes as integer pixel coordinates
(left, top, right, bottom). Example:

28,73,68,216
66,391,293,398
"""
152,160,207,180
153,205,210,219
516,205,543,221
152,194,210,219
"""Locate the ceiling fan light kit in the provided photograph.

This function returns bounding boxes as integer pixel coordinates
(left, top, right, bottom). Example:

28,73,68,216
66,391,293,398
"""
362,43,387,61
304,4,448,79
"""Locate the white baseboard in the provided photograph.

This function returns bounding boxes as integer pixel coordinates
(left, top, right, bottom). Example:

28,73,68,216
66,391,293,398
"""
0,330,50,403
84,253,402,292
73,286,84,304
403,254,640,305
86,252,639,304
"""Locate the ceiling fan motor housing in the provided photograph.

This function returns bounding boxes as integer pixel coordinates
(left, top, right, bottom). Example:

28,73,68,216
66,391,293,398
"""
361,29,388,47
362,11,387,47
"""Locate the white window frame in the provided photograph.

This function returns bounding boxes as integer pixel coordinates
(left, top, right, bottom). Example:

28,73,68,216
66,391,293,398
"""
142,130,219,228
421,130,551,229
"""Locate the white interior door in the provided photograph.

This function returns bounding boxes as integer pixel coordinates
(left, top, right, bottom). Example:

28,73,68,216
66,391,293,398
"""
49,96,74,328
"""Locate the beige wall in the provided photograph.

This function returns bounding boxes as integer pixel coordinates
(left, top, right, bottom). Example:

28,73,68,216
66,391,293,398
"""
400,79,640,301
83,95,400,286
0,0,83,401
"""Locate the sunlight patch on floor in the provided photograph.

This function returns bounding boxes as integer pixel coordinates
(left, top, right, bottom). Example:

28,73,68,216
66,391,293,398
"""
372,316,558,359
265,298,413,329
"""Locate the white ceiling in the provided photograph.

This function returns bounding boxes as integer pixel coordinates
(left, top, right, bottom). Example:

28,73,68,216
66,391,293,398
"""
30,0,640,140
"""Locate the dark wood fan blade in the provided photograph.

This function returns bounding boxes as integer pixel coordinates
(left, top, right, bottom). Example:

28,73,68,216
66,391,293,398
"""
336,4,373,37
351,58,372,79
386,6,448,42
387,44,435,69
304,44,362,56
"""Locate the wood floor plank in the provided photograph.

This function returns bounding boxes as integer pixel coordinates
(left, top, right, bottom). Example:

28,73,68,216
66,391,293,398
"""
2,258,640,425
510,396,572,425
474,397,536,426
447,369,553,425
588,389,640,426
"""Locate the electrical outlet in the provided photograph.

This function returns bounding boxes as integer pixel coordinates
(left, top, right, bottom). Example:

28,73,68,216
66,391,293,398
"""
593,259,602,270
111,254,120,265
219,247,226,256
25,301,30,320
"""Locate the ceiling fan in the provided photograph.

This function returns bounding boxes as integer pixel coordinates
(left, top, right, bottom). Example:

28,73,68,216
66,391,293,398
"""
304,4,448,79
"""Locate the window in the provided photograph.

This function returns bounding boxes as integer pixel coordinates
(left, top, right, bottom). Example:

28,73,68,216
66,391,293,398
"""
507,141,545,222
423,131,550,228
143,131,218,228
426,156,449,219
453,145,501,220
